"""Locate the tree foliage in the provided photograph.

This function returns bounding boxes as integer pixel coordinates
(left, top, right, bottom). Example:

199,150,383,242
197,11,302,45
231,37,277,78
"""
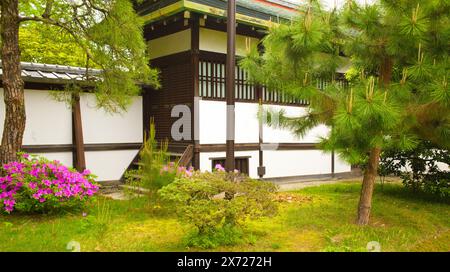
241,0,449,224
17,0,160,112
19,22,86,66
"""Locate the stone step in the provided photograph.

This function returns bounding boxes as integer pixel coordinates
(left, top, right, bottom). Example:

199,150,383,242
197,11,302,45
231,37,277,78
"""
119,184,150,194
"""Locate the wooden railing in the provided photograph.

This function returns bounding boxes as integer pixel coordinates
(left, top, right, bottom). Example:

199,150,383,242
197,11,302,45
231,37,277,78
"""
178,144,193,167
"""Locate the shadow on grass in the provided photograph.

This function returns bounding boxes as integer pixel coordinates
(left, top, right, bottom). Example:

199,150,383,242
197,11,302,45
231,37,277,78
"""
374,183,450,205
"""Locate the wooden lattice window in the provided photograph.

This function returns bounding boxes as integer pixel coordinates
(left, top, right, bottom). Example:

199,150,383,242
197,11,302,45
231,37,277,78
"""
198,57,347,106
199,60,255,101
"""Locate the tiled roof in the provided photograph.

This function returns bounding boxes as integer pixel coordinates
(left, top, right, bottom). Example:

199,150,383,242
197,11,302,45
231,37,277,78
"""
237,0,299,19
0,62,100,84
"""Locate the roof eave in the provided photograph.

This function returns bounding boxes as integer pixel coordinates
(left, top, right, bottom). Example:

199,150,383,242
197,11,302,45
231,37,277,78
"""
140,0,289,29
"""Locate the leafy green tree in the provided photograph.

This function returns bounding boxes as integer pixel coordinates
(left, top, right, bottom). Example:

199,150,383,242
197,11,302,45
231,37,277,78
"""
19,22,86,66
0,0,159,164
242,0,449,225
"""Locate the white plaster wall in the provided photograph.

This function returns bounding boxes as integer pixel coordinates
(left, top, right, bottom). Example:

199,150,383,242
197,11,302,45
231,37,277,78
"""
334,154,352,173
197,100,350,178
199,28,260,56
200,150,259,178
33,152,73,168
0,88,72,145
263,150,332,178
1,88,143,181
148,29,191,59
199,100,330,144
85,150,139,181
198,100,226,144
200,150,343,179
198,100,259,144
262,104,330,143
80,93,143,144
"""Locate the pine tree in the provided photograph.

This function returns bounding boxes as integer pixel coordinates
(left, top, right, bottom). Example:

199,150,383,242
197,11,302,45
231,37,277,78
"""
241,0,449,225
0,0,159,164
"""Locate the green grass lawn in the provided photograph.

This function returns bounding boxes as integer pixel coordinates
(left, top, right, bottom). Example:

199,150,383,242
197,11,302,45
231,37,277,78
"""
0,181,449,252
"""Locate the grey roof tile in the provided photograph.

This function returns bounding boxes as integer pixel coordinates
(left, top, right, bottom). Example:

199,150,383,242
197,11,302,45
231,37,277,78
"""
0,61,101,84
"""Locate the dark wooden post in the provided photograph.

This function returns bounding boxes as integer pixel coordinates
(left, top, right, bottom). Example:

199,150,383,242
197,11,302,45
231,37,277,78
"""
257,85,265,179
256,42,265,178
331,149,335,178
225,0,236,172
191,16,200,169
72,94,86,171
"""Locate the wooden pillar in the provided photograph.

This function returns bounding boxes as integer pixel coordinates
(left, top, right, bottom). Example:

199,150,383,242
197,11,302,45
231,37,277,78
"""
72,94,86,171
331,149,335,178
191,16,200,169
225,0,236,172
257,85,265,179
256,42,265,178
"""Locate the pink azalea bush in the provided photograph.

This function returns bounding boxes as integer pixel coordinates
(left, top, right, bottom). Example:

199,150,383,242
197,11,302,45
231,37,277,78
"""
0,153,98,213
161,162,194,178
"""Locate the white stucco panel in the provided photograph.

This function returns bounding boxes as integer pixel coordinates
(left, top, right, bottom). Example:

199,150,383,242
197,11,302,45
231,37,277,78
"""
80,93,143,144
85,150,139,181
199,28,260,56
263,104,330,143
0,89,72,145
148,29,191,59
263,150,333,178
33,152,73,168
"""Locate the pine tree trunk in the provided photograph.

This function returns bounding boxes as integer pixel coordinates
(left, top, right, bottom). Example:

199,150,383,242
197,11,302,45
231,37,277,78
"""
356,57,392,226
356,147,381,225
0,0,26,165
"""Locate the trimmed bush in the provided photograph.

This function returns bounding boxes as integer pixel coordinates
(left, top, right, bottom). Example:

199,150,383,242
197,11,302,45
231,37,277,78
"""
0,153,98,213
158,169,278,248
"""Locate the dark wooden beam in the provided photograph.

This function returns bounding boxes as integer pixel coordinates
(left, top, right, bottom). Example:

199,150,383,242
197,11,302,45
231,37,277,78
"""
225,0,236,172
144,13,188,41
72,94,86,171
15,142,142,153
201,16,265,39
191,16,201,170
199,142,318,152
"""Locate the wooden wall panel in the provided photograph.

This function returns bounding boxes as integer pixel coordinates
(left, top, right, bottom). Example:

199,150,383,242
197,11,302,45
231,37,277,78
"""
143,51,193,152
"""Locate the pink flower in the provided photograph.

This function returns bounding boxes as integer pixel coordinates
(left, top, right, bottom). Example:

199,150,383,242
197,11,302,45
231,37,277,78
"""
0,154,98,213
215,164,225,172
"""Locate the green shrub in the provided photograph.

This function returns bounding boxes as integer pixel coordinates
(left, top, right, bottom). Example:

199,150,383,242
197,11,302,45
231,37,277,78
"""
380,141,449,198
158,170,278,248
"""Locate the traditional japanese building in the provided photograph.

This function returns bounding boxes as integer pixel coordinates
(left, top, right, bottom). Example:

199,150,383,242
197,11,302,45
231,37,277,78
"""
137,0,353,179
0,0,354,182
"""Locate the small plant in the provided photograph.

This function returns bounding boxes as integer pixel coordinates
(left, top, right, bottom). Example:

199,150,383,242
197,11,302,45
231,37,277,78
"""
0,152,98,213
80,198,112,239
125,121,194,195
158,170,278,248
